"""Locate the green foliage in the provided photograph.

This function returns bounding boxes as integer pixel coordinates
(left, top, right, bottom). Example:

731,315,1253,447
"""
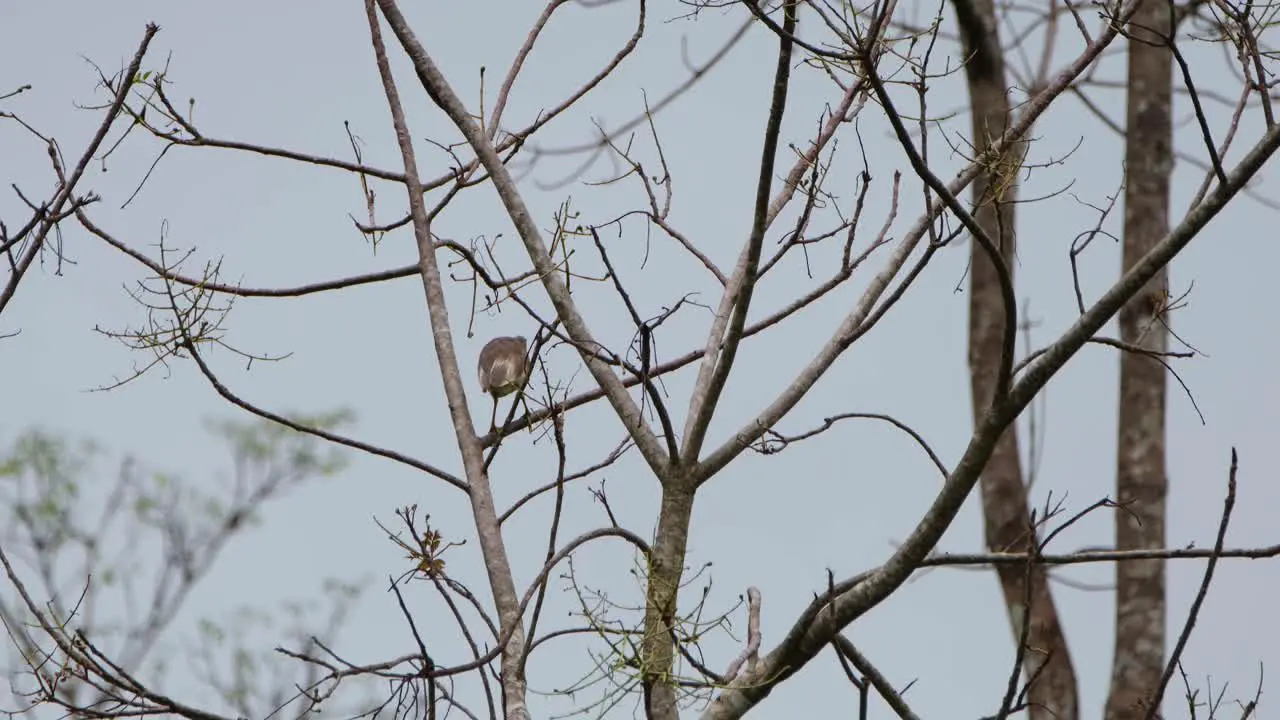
1,412,362,716
204,409,352,479
1,410,353,580
0,429,99,553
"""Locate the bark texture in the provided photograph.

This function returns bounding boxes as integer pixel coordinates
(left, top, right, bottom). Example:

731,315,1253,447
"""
1107,0,1172,715
367,3,532,717
955,0,1079,716
642,486,696,720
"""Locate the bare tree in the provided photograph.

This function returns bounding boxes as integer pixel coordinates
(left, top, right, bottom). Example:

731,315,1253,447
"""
3,1,1279,719
956,0,1252,714
955,0,1078,713
1106,0,1174,716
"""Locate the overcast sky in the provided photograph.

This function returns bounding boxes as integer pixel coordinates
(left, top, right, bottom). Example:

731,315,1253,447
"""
3,1,1278,718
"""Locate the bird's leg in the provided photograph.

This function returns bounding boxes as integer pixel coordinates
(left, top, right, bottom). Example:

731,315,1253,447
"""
516,389,535,434
488,395,500,435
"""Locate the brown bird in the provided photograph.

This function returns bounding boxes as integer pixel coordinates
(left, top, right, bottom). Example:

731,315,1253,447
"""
478,335,530,433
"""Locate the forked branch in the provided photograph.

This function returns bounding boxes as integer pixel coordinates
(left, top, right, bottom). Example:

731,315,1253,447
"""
373,0,672,477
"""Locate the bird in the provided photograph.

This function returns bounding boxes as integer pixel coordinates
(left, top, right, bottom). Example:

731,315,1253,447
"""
478,335,531,433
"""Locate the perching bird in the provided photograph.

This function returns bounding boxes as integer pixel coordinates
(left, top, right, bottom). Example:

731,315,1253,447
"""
478,335,530,433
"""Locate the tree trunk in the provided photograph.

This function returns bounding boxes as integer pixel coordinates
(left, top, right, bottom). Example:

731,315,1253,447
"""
1106,0,1172,716
642,485,696,720
955,0,1080,715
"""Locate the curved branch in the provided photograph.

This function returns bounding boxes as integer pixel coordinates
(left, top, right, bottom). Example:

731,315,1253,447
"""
181,336,466,491
680,0,798,464
701,116,1280,720
78,211,422,297
374,0,672,477
759,412,948,479
533,13,753,157
1,25,159,317
498,437,632,524
692,0,1143,486
411,526,652,680
365,3,533,718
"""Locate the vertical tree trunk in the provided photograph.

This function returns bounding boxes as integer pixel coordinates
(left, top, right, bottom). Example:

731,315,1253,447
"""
955,0,1079,716
1107,1,1172,716
642,485,696,720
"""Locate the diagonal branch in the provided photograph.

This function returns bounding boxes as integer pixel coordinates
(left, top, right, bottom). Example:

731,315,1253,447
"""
373,0,672,478
77,210,424,297
831,635,921,720
680,0,798,464
1141,449,1237,720
0,24,159,317
182,335,466,491
701,107,1280,720
860,53,1018,401
953,0,1075,711
364,4,530,719
692,0,1140,486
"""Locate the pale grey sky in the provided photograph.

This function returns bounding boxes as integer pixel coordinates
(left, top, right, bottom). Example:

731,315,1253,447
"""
2,1,1277,718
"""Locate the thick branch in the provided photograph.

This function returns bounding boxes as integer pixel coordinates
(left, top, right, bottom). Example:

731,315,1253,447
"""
954,0,1077,713
680,0,797,464
701,118,1280,720
693,1,1140,484
364,4,529,718
373,0,672,477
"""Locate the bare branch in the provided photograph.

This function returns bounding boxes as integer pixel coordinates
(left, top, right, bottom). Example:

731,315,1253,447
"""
373,0,672,478
1141,449,1239,720
680,0,798,464
702,109,1280,720
364,4,531,718
0,24,159,317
